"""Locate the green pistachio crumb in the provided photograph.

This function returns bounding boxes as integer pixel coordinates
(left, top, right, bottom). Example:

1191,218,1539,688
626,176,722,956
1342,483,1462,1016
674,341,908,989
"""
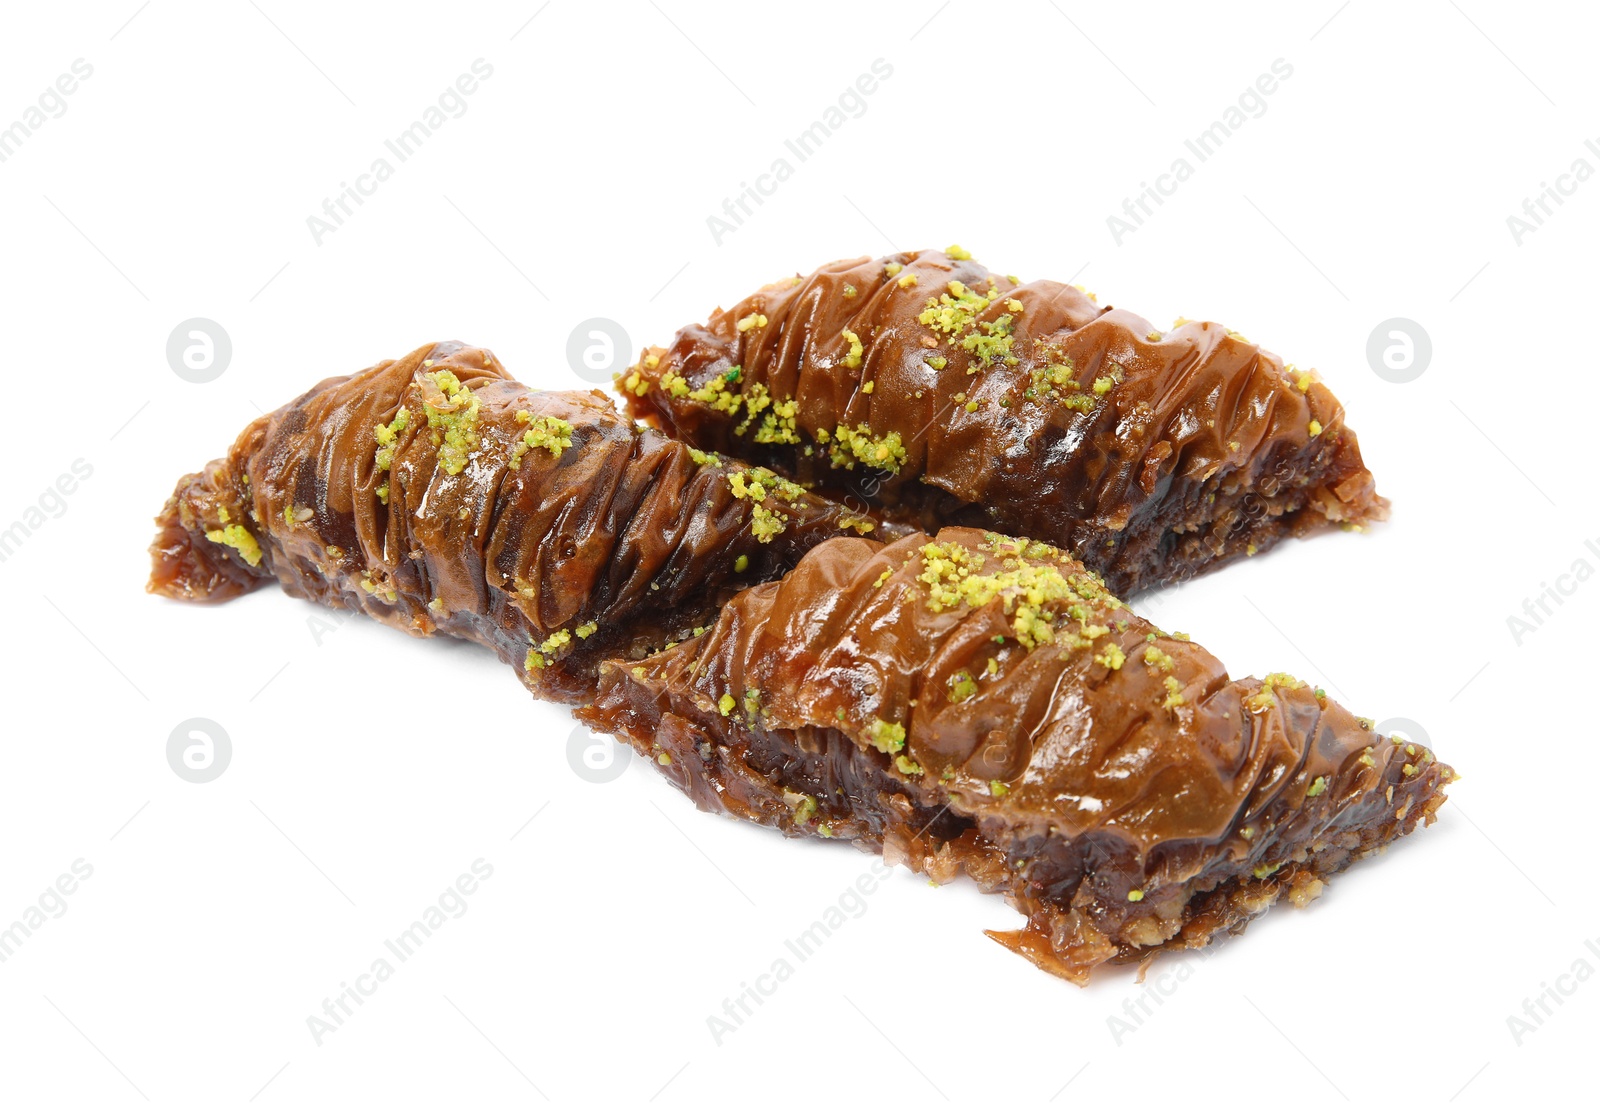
948,671,977,703
373,407,412,472
418,370,483,476
866,718,906,754
204,523,262,567
841,329,864,369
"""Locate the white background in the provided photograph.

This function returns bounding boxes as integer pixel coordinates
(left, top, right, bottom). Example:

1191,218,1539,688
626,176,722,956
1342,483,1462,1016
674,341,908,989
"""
1,2,1594,1100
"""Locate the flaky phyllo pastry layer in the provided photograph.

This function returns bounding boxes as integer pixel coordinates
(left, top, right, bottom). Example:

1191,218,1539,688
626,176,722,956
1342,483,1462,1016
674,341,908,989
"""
151,323,1443,982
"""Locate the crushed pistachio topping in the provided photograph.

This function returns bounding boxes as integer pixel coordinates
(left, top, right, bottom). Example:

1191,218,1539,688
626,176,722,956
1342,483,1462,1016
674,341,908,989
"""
786,791,818,825
897,273,919,289
419,370,482,476
894,754,924,776
1307,776,1329,797
843,284,857,298
657,752,672,766
1023,340,1096,411
728,467,805,543
1240,826,1256,840
947,671,977,703
1095,642,1126,670
961,312,1018,369
945,244,972,260
841,329,863,369
885,261,903,277
1092,362,1124,396
866,719,906,754
750,390,801,445
205,521,262,567
1252,862,1283,880
374,407,412,471
861,381,875,394
917,280,998,346
1308,419,1323,438
734,554,750,573
671,368,745,416
376,482,390,505
1127,889,1145,902
358,570,397,603
428,597,445,613
687,446,720,466
732,380,772,437
1143,644,1174,673
828,423,907,473
575,621,598,640
914,536,1123,651
718,693,736,716
508,416,575,469
622,371,650,397
989,780,1010,797
523,628,573,671
735,312,768,332
1161,676,1186,711
1245,672,1306,714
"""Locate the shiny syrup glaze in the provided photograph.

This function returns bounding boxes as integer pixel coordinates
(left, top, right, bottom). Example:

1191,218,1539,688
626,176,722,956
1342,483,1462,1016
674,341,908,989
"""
623,248,1387,594
582,528,1451,982
148,341,902,701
